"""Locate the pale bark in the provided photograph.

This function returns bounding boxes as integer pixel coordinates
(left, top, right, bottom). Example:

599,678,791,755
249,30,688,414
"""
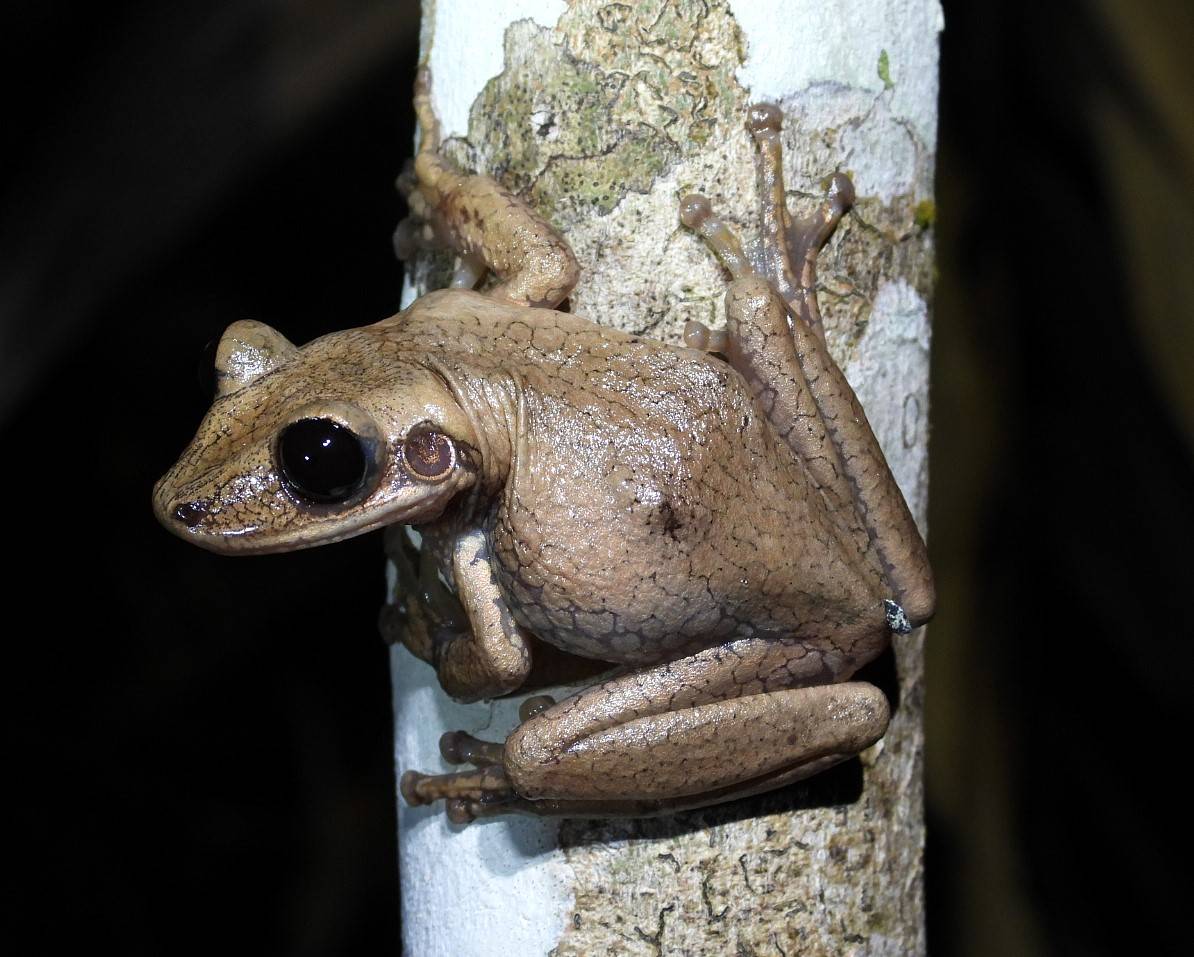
390,2,941,953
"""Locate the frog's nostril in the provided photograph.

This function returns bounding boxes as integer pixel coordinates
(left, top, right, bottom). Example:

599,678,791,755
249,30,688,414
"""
174,500,211,528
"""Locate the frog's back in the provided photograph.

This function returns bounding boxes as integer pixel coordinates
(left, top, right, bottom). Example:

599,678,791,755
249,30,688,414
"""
385,292,885,665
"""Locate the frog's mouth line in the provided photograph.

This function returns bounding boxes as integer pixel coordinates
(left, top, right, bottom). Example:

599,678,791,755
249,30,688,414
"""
154,479,465,556
164,509,418,556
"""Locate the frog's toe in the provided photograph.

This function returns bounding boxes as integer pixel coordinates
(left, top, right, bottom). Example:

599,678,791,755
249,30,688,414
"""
683,320,729,354
400,765,516,810
444,799,475,824
679,193,753,280
402,765,523,825
679,192,714,229
518,694,557,721
746,101,783,134
439,730,504,766
392,215,439,261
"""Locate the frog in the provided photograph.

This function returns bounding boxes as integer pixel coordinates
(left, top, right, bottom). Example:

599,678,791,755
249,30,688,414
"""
153,72,934,824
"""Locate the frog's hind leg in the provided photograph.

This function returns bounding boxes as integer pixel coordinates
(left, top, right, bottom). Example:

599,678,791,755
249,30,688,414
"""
400,634,889,822
677,200,873,571
394,68,580,308
682,105,934,627
743,105,933,623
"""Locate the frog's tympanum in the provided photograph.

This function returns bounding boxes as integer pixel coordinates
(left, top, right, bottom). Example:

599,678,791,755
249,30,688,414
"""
154,75,934,823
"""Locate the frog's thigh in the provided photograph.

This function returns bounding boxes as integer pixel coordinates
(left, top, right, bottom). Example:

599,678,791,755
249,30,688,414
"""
506,664,888,804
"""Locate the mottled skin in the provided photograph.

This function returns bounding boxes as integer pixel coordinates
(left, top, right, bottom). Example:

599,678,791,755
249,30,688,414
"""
153,77,934,822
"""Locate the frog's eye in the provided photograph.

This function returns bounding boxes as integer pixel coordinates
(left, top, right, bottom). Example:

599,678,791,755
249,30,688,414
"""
402,428,456,482
277,418,371,504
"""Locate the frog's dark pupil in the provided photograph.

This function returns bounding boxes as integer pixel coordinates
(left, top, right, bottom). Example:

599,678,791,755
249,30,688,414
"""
278,419,368,504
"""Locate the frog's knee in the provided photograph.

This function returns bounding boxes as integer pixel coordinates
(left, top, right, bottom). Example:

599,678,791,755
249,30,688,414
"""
834,683,891,748
503,718,560,799
726,274,776,307
724,275,785,330
884,578,936,632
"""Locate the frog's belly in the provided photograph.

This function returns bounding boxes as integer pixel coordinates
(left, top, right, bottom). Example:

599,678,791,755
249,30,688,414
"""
492,550,749,664
497,563,873,666
489,487,878,666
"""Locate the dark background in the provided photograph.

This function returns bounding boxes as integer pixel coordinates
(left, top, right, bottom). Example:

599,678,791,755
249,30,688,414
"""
4,1,1191,954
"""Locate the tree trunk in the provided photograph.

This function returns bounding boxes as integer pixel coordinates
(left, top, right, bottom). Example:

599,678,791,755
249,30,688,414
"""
389,1,941,953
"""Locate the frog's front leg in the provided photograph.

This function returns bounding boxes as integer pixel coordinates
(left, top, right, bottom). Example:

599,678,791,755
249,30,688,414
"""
382,526,532,703
395,69,579,308
400,635,889,821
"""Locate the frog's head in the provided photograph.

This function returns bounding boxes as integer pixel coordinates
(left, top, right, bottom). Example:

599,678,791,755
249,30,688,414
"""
153,319,481,554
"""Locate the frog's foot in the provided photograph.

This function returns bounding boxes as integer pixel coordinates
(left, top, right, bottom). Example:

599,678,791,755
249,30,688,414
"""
397,68,579,307
394,163,487,289
397,165,489,294
402,718,536,823
681,104,855,345
401,699,559,824
746,103,854,344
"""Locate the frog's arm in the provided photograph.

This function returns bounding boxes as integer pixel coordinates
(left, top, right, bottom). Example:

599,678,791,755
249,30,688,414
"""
395,69,579,309
442,528,533,700
382,526,531,703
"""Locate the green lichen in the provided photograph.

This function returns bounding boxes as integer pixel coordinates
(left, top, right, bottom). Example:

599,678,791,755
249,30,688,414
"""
914,198,936,229
878,48,895,90
462,0,747,218
528,124,674,218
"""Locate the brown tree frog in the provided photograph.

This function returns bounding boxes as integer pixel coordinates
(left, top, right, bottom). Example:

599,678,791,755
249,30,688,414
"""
154,75,934,823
